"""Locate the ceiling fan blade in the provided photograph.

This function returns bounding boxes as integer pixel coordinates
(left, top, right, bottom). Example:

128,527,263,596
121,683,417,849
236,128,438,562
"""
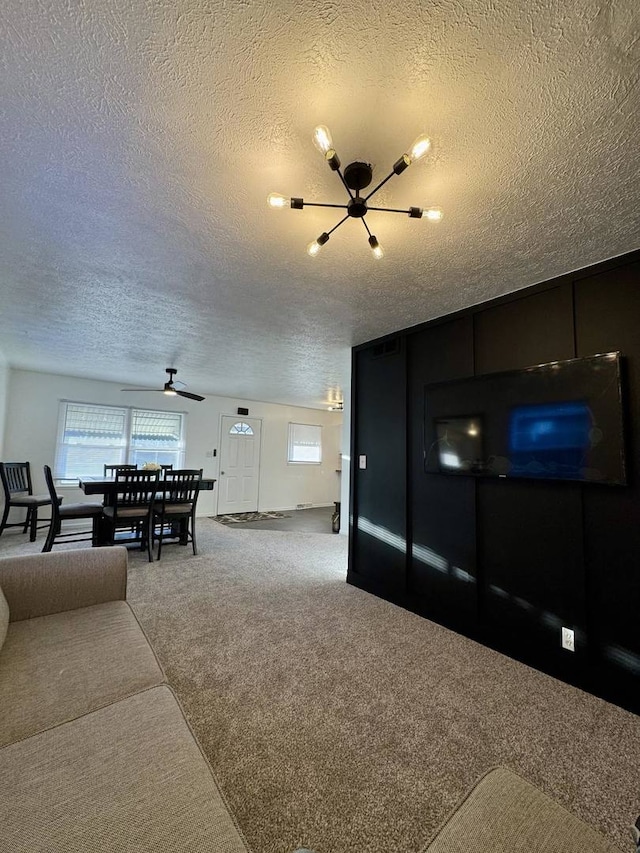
176,389,205,402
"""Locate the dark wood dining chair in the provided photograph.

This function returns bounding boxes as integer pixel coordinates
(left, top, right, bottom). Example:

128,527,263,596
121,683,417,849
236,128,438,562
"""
0,461,58,542
42,465,103,552
103,464,137,476
152,469,202,559
102,470,159,562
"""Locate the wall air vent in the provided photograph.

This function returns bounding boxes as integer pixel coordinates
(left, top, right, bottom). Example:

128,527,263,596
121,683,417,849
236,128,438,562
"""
371,338,401,359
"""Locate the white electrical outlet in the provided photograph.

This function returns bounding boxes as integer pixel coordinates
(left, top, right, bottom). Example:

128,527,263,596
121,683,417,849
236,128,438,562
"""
561,627,575,652
359,455,367,469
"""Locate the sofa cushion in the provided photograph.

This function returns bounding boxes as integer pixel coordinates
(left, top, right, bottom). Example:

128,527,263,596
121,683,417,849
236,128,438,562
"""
0,547,127,623
422,766,622,853
0,585,8,652
0,685,251,853
0,600,164,746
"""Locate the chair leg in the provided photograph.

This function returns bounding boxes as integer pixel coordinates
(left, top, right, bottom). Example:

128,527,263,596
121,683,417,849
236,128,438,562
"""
191,511,197,556
30,507,38,542
22,508,31,535
0,503,10,538
146,515,154,562
42,515,57,552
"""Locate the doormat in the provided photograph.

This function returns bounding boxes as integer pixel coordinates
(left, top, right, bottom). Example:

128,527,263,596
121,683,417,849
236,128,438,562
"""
212,511,291,525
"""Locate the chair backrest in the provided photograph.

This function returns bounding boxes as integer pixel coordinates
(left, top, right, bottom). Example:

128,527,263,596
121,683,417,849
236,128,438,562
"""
162,469,202,507
104,464,137,477
43,465,61,512
160,464,173,471
0,462,33,498
114,470,159,510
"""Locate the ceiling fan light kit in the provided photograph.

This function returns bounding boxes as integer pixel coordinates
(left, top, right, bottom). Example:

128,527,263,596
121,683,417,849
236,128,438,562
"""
121,368,205,402
268,125,443,258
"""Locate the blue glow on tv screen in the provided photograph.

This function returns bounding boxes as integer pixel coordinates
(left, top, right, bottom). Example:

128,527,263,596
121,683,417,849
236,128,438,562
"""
508,401,592,479
425,353,627,485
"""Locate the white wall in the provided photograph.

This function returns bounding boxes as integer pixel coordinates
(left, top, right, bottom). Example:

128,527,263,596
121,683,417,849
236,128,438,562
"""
3,368,344,517
339,377,351,536
0,351,8,458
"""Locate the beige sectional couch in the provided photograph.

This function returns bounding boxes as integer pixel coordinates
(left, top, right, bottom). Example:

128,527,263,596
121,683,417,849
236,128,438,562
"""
0,546,251,853
422,766,626,853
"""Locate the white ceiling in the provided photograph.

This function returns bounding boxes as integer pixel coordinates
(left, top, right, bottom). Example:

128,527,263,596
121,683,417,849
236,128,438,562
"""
2,0,639,409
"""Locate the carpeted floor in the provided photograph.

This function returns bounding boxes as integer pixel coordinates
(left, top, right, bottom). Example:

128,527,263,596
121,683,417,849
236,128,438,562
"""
1,520,638,853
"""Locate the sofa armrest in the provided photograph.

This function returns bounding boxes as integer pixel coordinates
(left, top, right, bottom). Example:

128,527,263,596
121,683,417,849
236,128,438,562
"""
0,547,128,622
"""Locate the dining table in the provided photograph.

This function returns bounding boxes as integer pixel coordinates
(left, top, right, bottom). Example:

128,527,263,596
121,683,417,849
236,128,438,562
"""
79,476,216,503
78,476,216,546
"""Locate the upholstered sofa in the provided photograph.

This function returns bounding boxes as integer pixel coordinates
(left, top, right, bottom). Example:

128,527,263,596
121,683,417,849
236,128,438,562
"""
422,765,626,853
0,546,251,852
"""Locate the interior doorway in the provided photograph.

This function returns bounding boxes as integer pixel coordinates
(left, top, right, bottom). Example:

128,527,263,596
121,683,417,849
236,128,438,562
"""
217,416,262,515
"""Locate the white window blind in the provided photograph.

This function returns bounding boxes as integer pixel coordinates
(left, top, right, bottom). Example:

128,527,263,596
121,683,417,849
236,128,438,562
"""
129,409,184,467
55,403,127,480
55,402,185,481
288,423,322,464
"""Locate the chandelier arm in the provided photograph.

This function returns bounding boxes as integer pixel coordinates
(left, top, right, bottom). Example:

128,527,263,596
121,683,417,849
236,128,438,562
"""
367,206,413,214
302,202,349,210
336,169,355,199
364,169,396,202
326,214,350,236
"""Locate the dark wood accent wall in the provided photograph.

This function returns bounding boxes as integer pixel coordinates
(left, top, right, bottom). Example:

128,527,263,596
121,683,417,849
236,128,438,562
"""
348,250,640,714
349,340,407,597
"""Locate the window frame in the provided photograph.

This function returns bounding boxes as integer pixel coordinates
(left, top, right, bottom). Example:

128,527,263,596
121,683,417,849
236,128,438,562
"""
54,400,186,483
287,422,323,465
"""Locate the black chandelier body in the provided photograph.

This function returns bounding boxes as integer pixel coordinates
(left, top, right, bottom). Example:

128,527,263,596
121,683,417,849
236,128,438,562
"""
268,125,442,258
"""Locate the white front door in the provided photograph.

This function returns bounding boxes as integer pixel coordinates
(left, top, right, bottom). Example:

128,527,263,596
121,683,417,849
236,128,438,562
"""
217,416,262,515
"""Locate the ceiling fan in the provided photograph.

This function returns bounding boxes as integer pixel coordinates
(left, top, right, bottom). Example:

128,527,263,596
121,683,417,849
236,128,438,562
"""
121,368,205,401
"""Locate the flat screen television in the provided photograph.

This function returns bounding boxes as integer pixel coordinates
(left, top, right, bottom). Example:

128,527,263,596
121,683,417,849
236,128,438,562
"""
424,352,627,485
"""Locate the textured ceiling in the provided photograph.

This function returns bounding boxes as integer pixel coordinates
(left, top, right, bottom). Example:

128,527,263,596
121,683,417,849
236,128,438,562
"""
1,0,639,408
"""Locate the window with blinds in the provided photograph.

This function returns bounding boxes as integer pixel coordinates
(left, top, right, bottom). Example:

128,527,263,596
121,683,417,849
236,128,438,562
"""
129,409,184,466
55,402,185,481
287,423,322,464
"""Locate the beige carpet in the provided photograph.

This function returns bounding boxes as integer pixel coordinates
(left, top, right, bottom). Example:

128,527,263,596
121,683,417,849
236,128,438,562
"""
1,521,638,853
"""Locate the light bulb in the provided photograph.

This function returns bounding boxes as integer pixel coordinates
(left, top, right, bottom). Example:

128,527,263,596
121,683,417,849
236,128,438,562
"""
164,389,177,397
267,193,289,209
368,235,384,259
313,125,333,155
423,207,443,222
307,232,329,256
407,134,431,163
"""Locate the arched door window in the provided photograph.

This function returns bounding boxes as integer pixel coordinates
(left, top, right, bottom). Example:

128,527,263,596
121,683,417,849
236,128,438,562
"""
229,422,254,435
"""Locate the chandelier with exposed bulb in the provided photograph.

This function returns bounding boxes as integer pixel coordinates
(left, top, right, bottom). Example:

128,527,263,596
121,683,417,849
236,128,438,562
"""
267,125,443,259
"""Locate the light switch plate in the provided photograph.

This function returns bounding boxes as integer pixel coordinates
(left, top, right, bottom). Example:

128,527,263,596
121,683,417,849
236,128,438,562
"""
359,455,367,469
